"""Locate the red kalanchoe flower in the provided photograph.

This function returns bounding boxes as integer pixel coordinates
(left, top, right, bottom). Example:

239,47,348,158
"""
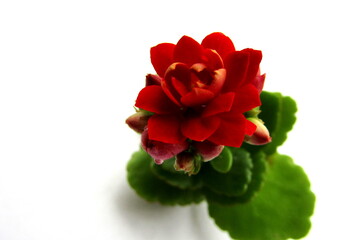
128,32,267,164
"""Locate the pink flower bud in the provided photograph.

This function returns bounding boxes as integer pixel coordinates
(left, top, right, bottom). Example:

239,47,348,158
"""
193,141,224,162
245,118,272,145
125,111,151,133
174,152,201,175
141,128,189,164
252,69,266,93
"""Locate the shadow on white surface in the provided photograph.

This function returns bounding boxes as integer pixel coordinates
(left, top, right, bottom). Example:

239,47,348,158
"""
114,180,228,240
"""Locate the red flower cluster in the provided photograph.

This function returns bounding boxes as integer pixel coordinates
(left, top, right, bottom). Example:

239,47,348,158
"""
127,33,268,167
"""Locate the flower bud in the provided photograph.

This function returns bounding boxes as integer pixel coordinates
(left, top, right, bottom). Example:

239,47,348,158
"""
125,111,151,133
146,74,162,86
141,128,189,164
245,118,272,145
174,152,202,175
245,107,261,118
193,141,224,162
252,69,265,93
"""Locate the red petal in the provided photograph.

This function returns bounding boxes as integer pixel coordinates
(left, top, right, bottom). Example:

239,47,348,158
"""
147,114,186,144
208,113,247,147
163,63,192,106
150,43,175,77
174,36,204,66
205,68,226,97
202,49,223,71
170,76,189,97
181,116,220,141
231,84,261,113
224,49,262,91
222,50,250,92
202,92,235,117
201,32,235,59
243,49,262,86
135,86,179,114
161,80,182,106
245,119,257,136
180,88,214,107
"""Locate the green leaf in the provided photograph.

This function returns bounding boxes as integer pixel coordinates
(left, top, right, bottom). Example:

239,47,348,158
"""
243,91,297,155
201,148,252,196
208,154,315,240
127,149,204,205
150,158,202,190
259,91,282,136
204,151,267,205
210,147,233,173
270,97,297,154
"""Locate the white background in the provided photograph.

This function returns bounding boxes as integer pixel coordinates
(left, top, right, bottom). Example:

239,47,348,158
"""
1,0,358,239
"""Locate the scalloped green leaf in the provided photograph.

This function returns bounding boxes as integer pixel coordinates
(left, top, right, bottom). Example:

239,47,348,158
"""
208,154,315,240
266,96,297,154
150,158,202,190
127,149,204,205
210,147,233,173
243,91,297,155
201,148,252,196
259,91,282,136
204,151,267,205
